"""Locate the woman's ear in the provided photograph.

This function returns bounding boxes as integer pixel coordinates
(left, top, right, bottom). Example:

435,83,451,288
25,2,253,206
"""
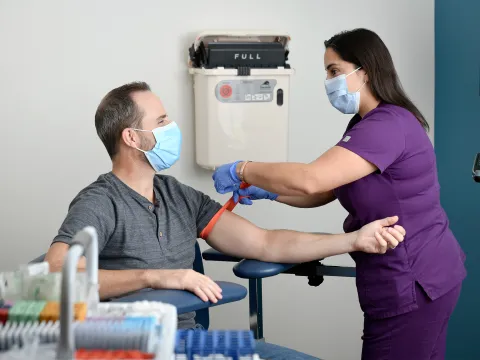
363,70,369,83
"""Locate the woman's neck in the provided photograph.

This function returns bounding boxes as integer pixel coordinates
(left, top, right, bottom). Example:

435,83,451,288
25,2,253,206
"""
359,96,381,118
358,85,381,117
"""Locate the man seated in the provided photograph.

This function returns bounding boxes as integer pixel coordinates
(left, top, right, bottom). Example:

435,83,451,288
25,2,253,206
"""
45,82,405,360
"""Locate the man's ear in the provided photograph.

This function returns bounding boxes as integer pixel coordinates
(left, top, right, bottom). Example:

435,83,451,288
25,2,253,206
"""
121,128,139,148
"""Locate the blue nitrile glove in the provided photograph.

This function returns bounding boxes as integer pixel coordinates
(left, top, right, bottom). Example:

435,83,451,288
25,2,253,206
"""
233,186,278,205
212,161,243,194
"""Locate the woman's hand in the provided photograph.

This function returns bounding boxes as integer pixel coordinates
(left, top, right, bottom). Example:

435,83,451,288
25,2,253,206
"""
233,186,278,205
353,216,406,254
212,161,242,194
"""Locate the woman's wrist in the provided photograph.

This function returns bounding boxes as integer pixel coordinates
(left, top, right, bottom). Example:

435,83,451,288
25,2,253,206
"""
235,161,244,178
228,161,242,182
235,161,250,182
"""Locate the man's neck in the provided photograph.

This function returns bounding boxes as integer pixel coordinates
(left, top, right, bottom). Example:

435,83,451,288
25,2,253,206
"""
112,158,156,203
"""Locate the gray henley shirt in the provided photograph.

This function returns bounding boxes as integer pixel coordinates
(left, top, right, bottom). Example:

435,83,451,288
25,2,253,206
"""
52,172,222,328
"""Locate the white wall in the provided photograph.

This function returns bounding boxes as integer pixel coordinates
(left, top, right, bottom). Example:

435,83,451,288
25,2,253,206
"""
0,0,434,358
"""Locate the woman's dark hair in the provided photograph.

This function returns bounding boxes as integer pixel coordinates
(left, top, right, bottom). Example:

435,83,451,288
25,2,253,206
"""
324,28,429,131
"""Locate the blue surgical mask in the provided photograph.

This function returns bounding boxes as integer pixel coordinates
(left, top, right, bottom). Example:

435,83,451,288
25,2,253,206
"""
134,122,182,172
324,67,366,114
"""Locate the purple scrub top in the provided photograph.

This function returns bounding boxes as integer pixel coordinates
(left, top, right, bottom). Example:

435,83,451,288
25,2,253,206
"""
334,102,466,319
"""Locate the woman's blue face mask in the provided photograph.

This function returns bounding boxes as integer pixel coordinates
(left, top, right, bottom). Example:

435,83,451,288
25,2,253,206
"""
133,121,182,172
324,67,366,114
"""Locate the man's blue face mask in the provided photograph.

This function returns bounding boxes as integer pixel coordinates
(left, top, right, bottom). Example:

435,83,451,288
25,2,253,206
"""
324,67,366,114
133,122,182,172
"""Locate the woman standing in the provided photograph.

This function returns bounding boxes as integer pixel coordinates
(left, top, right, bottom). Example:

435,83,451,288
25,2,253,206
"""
212,28,466,360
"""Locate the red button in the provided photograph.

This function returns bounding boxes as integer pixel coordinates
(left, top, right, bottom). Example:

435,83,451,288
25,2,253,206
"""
220,84,232,98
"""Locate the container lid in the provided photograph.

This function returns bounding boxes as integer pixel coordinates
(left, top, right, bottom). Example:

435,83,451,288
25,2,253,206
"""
188,31,291,70
191,30,290,52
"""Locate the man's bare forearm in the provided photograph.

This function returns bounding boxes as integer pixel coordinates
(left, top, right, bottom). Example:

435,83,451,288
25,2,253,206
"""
261,230,356,263
46,244,205,301
49,261,152,300
206,211,356,264
97,269,151,300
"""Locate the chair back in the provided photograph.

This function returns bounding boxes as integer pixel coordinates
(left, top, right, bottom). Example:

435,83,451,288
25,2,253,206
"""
193,241,209,329
30,254,46,263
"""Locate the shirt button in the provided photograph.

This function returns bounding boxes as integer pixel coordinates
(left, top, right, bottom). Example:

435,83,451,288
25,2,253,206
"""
159,232,163,237
148,205,153,211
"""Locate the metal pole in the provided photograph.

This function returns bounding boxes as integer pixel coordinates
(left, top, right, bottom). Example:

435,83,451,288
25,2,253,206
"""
248,278,264,341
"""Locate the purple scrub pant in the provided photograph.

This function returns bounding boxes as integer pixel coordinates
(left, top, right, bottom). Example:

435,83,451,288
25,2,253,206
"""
361,282,462,360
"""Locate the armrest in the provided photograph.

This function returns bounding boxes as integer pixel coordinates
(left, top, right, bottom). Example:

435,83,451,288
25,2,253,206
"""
202,248,242,262
203,249,297,279
233,259,297,279
110,281,247,314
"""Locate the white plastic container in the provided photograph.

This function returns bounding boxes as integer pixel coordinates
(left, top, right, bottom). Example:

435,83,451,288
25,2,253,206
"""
188,31,294,170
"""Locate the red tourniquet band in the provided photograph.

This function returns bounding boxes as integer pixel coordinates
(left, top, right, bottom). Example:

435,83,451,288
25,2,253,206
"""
199,182,250,239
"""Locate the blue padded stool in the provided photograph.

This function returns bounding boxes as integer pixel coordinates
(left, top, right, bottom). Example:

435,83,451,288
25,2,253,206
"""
202,237,356,340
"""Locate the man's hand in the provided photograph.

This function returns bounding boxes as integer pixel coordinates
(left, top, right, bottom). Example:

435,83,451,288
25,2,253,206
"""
353,216,406,254
146,269,223,303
